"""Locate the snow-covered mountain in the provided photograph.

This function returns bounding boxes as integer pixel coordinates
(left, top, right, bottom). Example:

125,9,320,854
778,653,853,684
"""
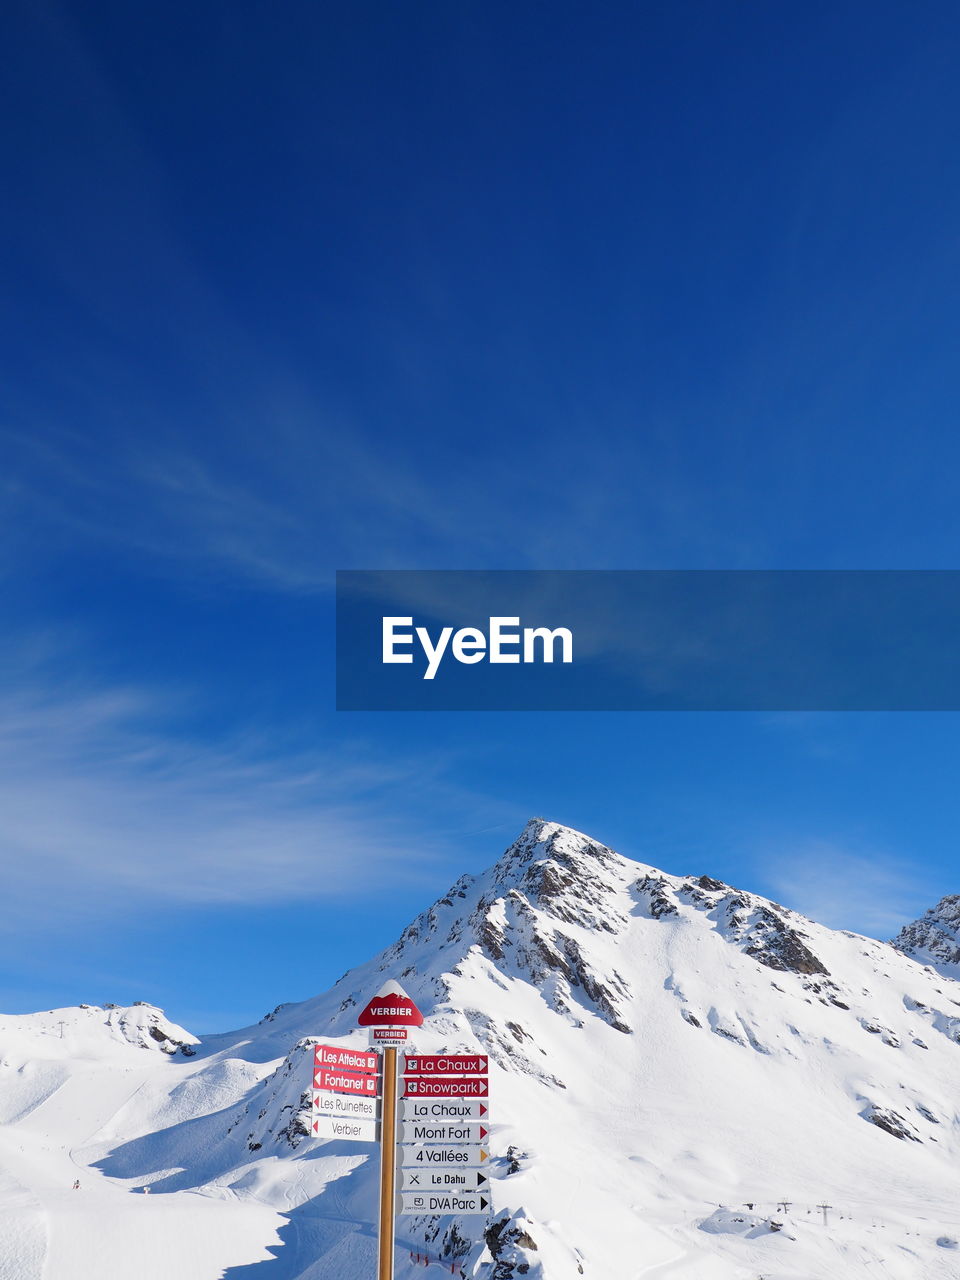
3,818,960,1279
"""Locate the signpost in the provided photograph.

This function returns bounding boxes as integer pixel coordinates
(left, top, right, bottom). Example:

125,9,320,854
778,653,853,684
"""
356,981,425,1280
379,1047,399,1280
308,981,492,1280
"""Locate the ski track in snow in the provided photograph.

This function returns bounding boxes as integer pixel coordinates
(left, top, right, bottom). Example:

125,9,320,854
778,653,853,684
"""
634,1246,694,1277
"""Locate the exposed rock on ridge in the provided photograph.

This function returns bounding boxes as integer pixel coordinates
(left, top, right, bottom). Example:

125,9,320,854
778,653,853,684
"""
893,895,960,973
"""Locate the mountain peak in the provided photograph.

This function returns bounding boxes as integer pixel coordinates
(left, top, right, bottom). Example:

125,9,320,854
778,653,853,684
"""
491,818,623,886
487,819,631,935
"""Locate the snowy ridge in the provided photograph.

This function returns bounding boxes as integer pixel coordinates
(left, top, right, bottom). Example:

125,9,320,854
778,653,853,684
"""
0,1001,198,1062
3,820,960,1277
894,894,960,977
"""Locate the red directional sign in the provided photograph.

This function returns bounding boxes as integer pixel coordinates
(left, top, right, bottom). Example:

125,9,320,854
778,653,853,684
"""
314,1067,379,1096
403,1054,488,1076
358,980,424,1027
403,1077,488,1098
314,1044,378,1073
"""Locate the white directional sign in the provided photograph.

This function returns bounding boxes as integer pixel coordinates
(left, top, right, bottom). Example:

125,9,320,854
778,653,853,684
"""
400,1166,488,1192
399,1144,488,1168
398,1191,490,1216
400,1121,488,1144
313,1092,379,1120
399,1098,489,1121
311,1114,379,1142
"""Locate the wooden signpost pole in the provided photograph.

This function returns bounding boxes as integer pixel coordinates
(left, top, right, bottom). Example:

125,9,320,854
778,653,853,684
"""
377,1046,398,1280
358,981,425,1280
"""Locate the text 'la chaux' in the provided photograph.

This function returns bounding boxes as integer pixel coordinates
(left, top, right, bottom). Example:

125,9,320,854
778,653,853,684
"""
382,616,574,681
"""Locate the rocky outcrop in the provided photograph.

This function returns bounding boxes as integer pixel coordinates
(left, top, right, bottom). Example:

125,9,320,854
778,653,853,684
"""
485,1212,541,1279
893,895,960,972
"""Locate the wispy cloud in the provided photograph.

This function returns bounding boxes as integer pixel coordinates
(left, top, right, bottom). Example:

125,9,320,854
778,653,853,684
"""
4,417,521,594
3,392,758,598
758,838,936,939
0,669,505,934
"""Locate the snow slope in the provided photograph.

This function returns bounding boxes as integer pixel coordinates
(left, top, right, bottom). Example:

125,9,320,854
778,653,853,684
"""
0,1002,282,1278
3,819,960,1278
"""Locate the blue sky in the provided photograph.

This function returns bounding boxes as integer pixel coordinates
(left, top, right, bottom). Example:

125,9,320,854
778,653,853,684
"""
2,2,960,1030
